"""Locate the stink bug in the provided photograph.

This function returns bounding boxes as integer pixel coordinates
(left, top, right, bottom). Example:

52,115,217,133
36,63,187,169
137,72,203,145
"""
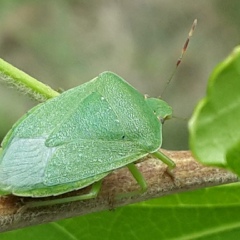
0,20,197,207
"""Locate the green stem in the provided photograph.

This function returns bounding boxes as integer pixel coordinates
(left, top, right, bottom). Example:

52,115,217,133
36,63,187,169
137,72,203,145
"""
0,58,59,102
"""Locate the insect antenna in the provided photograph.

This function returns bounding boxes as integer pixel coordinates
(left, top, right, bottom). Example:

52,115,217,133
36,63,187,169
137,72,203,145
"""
160,19,197,98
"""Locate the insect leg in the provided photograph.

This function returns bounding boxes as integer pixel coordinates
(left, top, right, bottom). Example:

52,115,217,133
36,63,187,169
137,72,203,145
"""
151,151,176,169
116,163,147,200
25,180,103,208
151,151,176,180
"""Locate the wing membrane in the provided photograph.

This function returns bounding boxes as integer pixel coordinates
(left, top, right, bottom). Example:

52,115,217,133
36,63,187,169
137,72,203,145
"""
0,138,55,192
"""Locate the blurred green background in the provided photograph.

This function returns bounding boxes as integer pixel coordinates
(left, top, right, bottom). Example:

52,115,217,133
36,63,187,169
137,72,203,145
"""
0,0,239,150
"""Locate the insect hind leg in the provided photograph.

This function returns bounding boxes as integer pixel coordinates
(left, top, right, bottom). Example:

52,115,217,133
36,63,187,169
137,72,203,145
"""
24,180,103,208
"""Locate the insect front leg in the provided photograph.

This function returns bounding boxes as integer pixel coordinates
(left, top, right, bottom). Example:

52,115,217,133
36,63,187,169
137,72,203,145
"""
151,151,176,170
151,150,176,179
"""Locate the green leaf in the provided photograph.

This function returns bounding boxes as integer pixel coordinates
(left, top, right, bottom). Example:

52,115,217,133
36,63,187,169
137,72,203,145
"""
189,46,240,172
2,184,240,240
226,140,240,176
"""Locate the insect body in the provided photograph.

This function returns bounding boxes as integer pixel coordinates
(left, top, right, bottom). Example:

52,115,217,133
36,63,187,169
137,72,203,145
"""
0,19,198,207
0,72,174,206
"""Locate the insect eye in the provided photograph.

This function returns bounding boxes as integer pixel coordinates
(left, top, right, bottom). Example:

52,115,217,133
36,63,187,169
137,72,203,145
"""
122,135,125,140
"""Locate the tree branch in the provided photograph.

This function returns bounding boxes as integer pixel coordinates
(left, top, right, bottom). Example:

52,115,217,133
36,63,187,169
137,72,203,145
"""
0,150,238,232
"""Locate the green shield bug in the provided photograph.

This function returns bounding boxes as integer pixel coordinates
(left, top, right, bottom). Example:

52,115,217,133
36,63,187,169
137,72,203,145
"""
0,20,197,208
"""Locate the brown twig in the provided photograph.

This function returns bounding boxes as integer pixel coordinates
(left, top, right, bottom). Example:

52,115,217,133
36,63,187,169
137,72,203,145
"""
0,150,238,233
